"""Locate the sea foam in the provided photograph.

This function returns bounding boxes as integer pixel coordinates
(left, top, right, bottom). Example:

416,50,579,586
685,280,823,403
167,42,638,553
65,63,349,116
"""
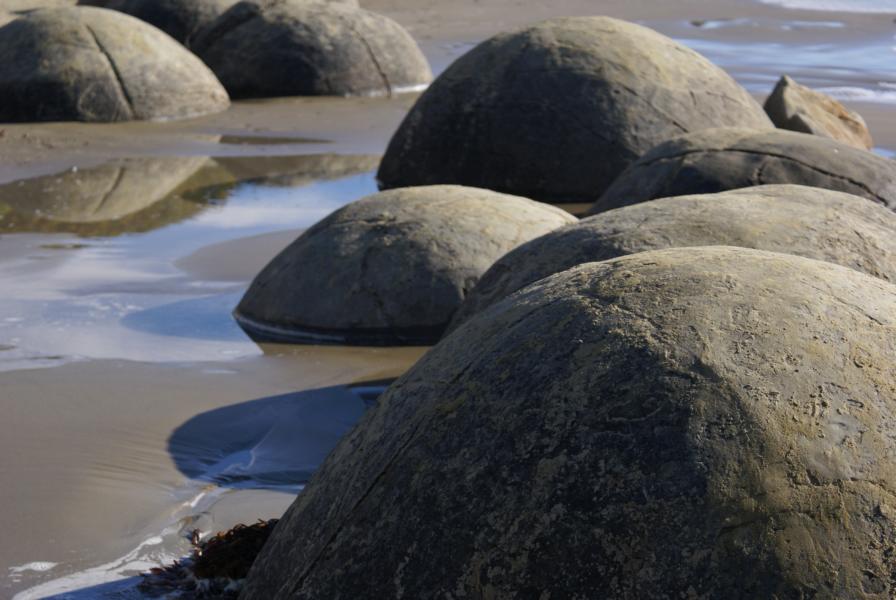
759,0,896,13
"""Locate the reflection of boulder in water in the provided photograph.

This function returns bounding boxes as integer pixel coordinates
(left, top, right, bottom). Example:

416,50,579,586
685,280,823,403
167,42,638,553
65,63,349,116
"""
0,153,379,235
212,154,380,188
0,156,209,235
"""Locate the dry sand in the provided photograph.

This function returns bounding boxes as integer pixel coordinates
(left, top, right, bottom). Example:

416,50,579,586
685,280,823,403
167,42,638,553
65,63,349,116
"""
1,0,896,597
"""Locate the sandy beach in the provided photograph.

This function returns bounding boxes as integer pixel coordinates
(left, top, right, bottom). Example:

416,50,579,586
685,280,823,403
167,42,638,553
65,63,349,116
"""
2,0,896,597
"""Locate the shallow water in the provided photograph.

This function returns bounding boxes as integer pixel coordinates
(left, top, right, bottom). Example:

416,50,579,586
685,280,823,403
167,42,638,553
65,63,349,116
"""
0,156,377,371
0,155,426,598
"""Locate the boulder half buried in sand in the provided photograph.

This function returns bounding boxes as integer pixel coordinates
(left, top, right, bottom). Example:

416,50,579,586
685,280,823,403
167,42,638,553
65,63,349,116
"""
377,16,772,203
0,7,230,123
592,127,896,214
243,246,896,599
76,0,239,45
191,0,431,99
450,185,896,330
234,185,576,345
765,75,873,150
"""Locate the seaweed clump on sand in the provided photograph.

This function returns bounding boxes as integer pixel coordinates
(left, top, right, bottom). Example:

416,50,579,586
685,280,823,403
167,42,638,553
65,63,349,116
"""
139,519,277,598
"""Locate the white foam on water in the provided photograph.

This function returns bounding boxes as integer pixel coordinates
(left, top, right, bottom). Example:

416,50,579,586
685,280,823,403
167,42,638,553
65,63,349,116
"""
9,562,58,576
817,85,896,103
759,0,896,12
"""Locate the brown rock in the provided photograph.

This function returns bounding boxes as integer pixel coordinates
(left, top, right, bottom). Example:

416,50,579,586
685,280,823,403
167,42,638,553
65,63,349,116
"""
765,75,873,150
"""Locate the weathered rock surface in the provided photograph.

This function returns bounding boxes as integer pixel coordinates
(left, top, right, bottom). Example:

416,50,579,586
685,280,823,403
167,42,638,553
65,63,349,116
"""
377,16,772,203
234,185,576,345
0,7,230,122
77,0,238,45
192,0,431,99
243,246,896,600
765,75,873,150
451,185,896,330
593,127,896,214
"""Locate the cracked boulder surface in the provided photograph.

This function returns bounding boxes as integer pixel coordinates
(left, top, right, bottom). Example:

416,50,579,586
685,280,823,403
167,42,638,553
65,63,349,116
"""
376,16,772,204
190,0,431,99
76,0,240,46
449,185,896,332
0,156,209,224
0,6,230,123
765,75,873,150
593,127,896,214
243,246,896,600
234,185,576,345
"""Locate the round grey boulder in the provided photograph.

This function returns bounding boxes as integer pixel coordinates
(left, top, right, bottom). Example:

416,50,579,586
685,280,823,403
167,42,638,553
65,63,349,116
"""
451,185,896,331
243,246,896,599
593,127,896,214
76,0,239,45
234,185,576,345
377,16,772,203
0,7,230,122
765,75,873,150
191,0,431,99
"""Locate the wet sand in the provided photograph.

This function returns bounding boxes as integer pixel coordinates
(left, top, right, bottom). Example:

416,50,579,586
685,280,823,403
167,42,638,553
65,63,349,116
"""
2,0,896,597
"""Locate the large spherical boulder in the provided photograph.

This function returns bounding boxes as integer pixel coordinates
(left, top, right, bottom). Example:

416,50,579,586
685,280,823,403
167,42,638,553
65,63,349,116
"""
243,246,896,599
191,0,431,99
450,185,896,330
0,7,229,123
377,17,772,203
76,0,238,45
234,185,576,345
593,127,896,214
765,75,873,150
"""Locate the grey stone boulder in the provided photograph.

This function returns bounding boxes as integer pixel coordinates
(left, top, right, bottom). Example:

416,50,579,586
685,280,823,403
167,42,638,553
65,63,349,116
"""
191,0,431,99
76,0,238,45
243,246,896,599
765,75,873,150
450,185,896,331
592,127,896,214
0,7,230,122
234,185,576,345
377,16,772,203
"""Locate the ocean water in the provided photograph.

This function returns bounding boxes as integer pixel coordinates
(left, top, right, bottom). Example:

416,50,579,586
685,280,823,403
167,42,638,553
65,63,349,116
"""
759,0,896,12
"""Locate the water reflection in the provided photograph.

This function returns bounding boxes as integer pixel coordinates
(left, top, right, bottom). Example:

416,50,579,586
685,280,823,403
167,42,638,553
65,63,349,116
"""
0,154,380,369
0,154,379,237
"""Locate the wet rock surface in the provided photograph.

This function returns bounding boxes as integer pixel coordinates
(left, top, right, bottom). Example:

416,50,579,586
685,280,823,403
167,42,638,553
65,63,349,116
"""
765,75,873,150
234,185,576,345
593,127,896,214
377,16,772,203
0,6,229,123
243,246,896,600
191,0,431,99
450,185,896,330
